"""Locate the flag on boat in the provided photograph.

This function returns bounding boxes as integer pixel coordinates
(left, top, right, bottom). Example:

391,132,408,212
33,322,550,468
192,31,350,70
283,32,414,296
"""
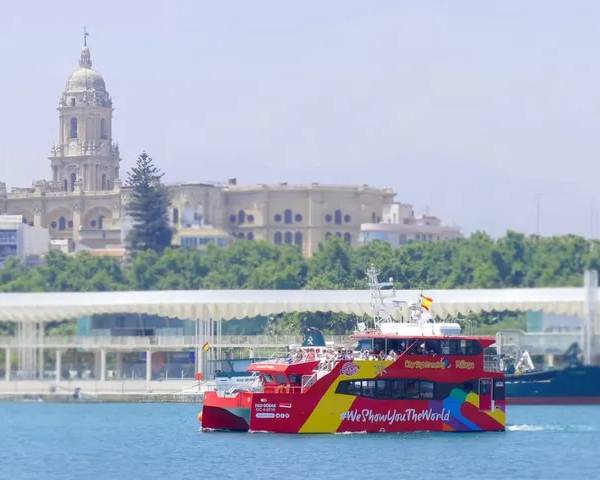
420,295,433,311
202,341,210,352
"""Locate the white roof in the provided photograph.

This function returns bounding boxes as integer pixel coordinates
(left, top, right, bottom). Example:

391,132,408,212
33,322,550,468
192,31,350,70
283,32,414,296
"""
0,287,588,323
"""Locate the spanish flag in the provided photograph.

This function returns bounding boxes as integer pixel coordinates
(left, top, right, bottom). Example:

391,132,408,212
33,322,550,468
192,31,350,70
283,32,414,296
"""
202,341,210,352
420,295,433,311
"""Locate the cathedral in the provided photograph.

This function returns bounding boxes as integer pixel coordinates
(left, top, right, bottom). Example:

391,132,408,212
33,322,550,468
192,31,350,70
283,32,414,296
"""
0,38,398,257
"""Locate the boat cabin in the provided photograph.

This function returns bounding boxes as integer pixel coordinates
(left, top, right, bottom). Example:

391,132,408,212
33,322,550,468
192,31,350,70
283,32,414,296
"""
353,335,495,358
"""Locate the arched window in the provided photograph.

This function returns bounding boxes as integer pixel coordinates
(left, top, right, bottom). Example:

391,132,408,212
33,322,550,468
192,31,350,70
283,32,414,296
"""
344,232,352,244
344,214,351,223
335,232,342,238
100,119,107,139
294,232,303,246
70,173,76,192
295,213,303,223
325,232,332,240
334,209,342,225
229,214,236,223
247,232,254,241
70,98,76,107
98,215,104,230
63,179,68,192
238,210,246,224
274,214,282,223
70,118,78,139
284,232,293,244
238,232,245,239
101,174,107,191
325,214,332,223
247,214,254,223
58,216,66,231
284,209,293,224
172,208,179,225
274,232,282,245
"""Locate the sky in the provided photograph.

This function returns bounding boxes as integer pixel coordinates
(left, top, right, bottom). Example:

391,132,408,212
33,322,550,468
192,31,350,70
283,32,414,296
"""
1,1,599,237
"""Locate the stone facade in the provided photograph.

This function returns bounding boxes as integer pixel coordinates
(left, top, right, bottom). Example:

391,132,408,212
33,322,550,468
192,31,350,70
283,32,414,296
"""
0,40,395,257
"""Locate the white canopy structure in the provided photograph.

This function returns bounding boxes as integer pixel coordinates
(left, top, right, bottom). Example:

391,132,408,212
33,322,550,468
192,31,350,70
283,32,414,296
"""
0,287,593,323
1,270,598,376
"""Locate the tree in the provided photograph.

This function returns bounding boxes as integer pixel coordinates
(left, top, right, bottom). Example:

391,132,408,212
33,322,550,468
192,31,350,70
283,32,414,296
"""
307,237,354,288
126,152,172,253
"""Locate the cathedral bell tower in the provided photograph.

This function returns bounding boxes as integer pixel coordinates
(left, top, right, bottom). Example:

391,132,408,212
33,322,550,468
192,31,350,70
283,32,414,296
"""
49,33,120,192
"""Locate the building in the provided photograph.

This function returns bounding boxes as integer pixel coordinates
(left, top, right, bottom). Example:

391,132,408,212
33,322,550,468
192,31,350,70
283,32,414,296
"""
0,215,49,265
359,202,462,246
0,37,457,257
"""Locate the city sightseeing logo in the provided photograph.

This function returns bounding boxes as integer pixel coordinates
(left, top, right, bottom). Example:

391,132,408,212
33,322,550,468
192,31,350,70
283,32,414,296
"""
404,358,451,370
340,362,359,376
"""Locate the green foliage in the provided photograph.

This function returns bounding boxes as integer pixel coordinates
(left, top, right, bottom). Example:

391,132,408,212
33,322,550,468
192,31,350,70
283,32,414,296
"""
307,237,354,288
126,152,172,254
1,232,599,333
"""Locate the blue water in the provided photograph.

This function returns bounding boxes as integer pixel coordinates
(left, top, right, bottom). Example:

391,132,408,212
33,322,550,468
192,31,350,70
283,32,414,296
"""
1,403,599,480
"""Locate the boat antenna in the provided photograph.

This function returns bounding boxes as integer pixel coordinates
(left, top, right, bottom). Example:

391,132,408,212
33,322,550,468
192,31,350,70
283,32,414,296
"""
366,265,394,328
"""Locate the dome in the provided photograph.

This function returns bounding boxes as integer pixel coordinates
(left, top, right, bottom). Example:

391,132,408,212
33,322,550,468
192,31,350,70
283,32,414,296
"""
64,45,106,93
66,67,106,93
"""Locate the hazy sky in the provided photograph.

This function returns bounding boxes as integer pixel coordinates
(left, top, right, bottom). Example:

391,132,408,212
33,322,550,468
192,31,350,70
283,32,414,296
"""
1,1,599,237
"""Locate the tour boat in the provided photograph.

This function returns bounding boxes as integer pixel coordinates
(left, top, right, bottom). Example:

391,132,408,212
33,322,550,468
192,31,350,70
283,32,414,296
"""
200,269,505,433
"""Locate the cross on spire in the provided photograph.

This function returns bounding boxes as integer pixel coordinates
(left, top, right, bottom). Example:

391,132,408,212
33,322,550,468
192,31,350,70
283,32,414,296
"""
79,27,92,68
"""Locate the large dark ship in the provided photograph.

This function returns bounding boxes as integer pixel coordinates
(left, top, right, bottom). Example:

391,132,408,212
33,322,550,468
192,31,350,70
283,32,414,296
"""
505,343,600,404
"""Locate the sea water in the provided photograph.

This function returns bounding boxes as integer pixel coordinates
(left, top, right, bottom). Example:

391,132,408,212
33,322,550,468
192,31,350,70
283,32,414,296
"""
1,403,599,480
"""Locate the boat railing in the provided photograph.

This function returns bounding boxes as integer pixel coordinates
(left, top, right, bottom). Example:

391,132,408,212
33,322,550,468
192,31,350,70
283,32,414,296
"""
301,373,317,393
483,354,501,372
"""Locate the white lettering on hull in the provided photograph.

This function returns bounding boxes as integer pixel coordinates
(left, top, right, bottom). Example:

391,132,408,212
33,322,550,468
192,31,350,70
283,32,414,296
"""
340,408,450,425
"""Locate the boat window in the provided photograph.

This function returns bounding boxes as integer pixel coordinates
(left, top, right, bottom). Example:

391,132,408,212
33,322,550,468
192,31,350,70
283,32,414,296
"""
262,374,274,383
398,339,409,353
288,374,301,384
440,340,450,355
375,380,387,397
388,379,405,399
405,379,419,399
357,339,372,351
494,380,505,400
274,374,288,384
479,379,492,396
364,380,376,397
409,340,426,355
449,340,461,355
386,339,400,353
373,338,385,353
466,341,482,356
337,378,478,401
447,340,482,356
425,340,441,355
420,381,434,399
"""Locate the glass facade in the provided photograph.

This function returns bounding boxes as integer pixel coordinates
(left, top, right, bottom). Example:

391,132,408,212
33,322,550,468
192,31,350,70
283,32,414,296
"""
0,229,18,263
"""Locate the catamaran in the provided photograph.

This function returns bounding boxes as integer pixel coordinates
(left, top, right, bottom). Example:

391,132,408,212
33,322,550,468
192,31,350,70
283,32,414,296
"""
199,268,505,433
